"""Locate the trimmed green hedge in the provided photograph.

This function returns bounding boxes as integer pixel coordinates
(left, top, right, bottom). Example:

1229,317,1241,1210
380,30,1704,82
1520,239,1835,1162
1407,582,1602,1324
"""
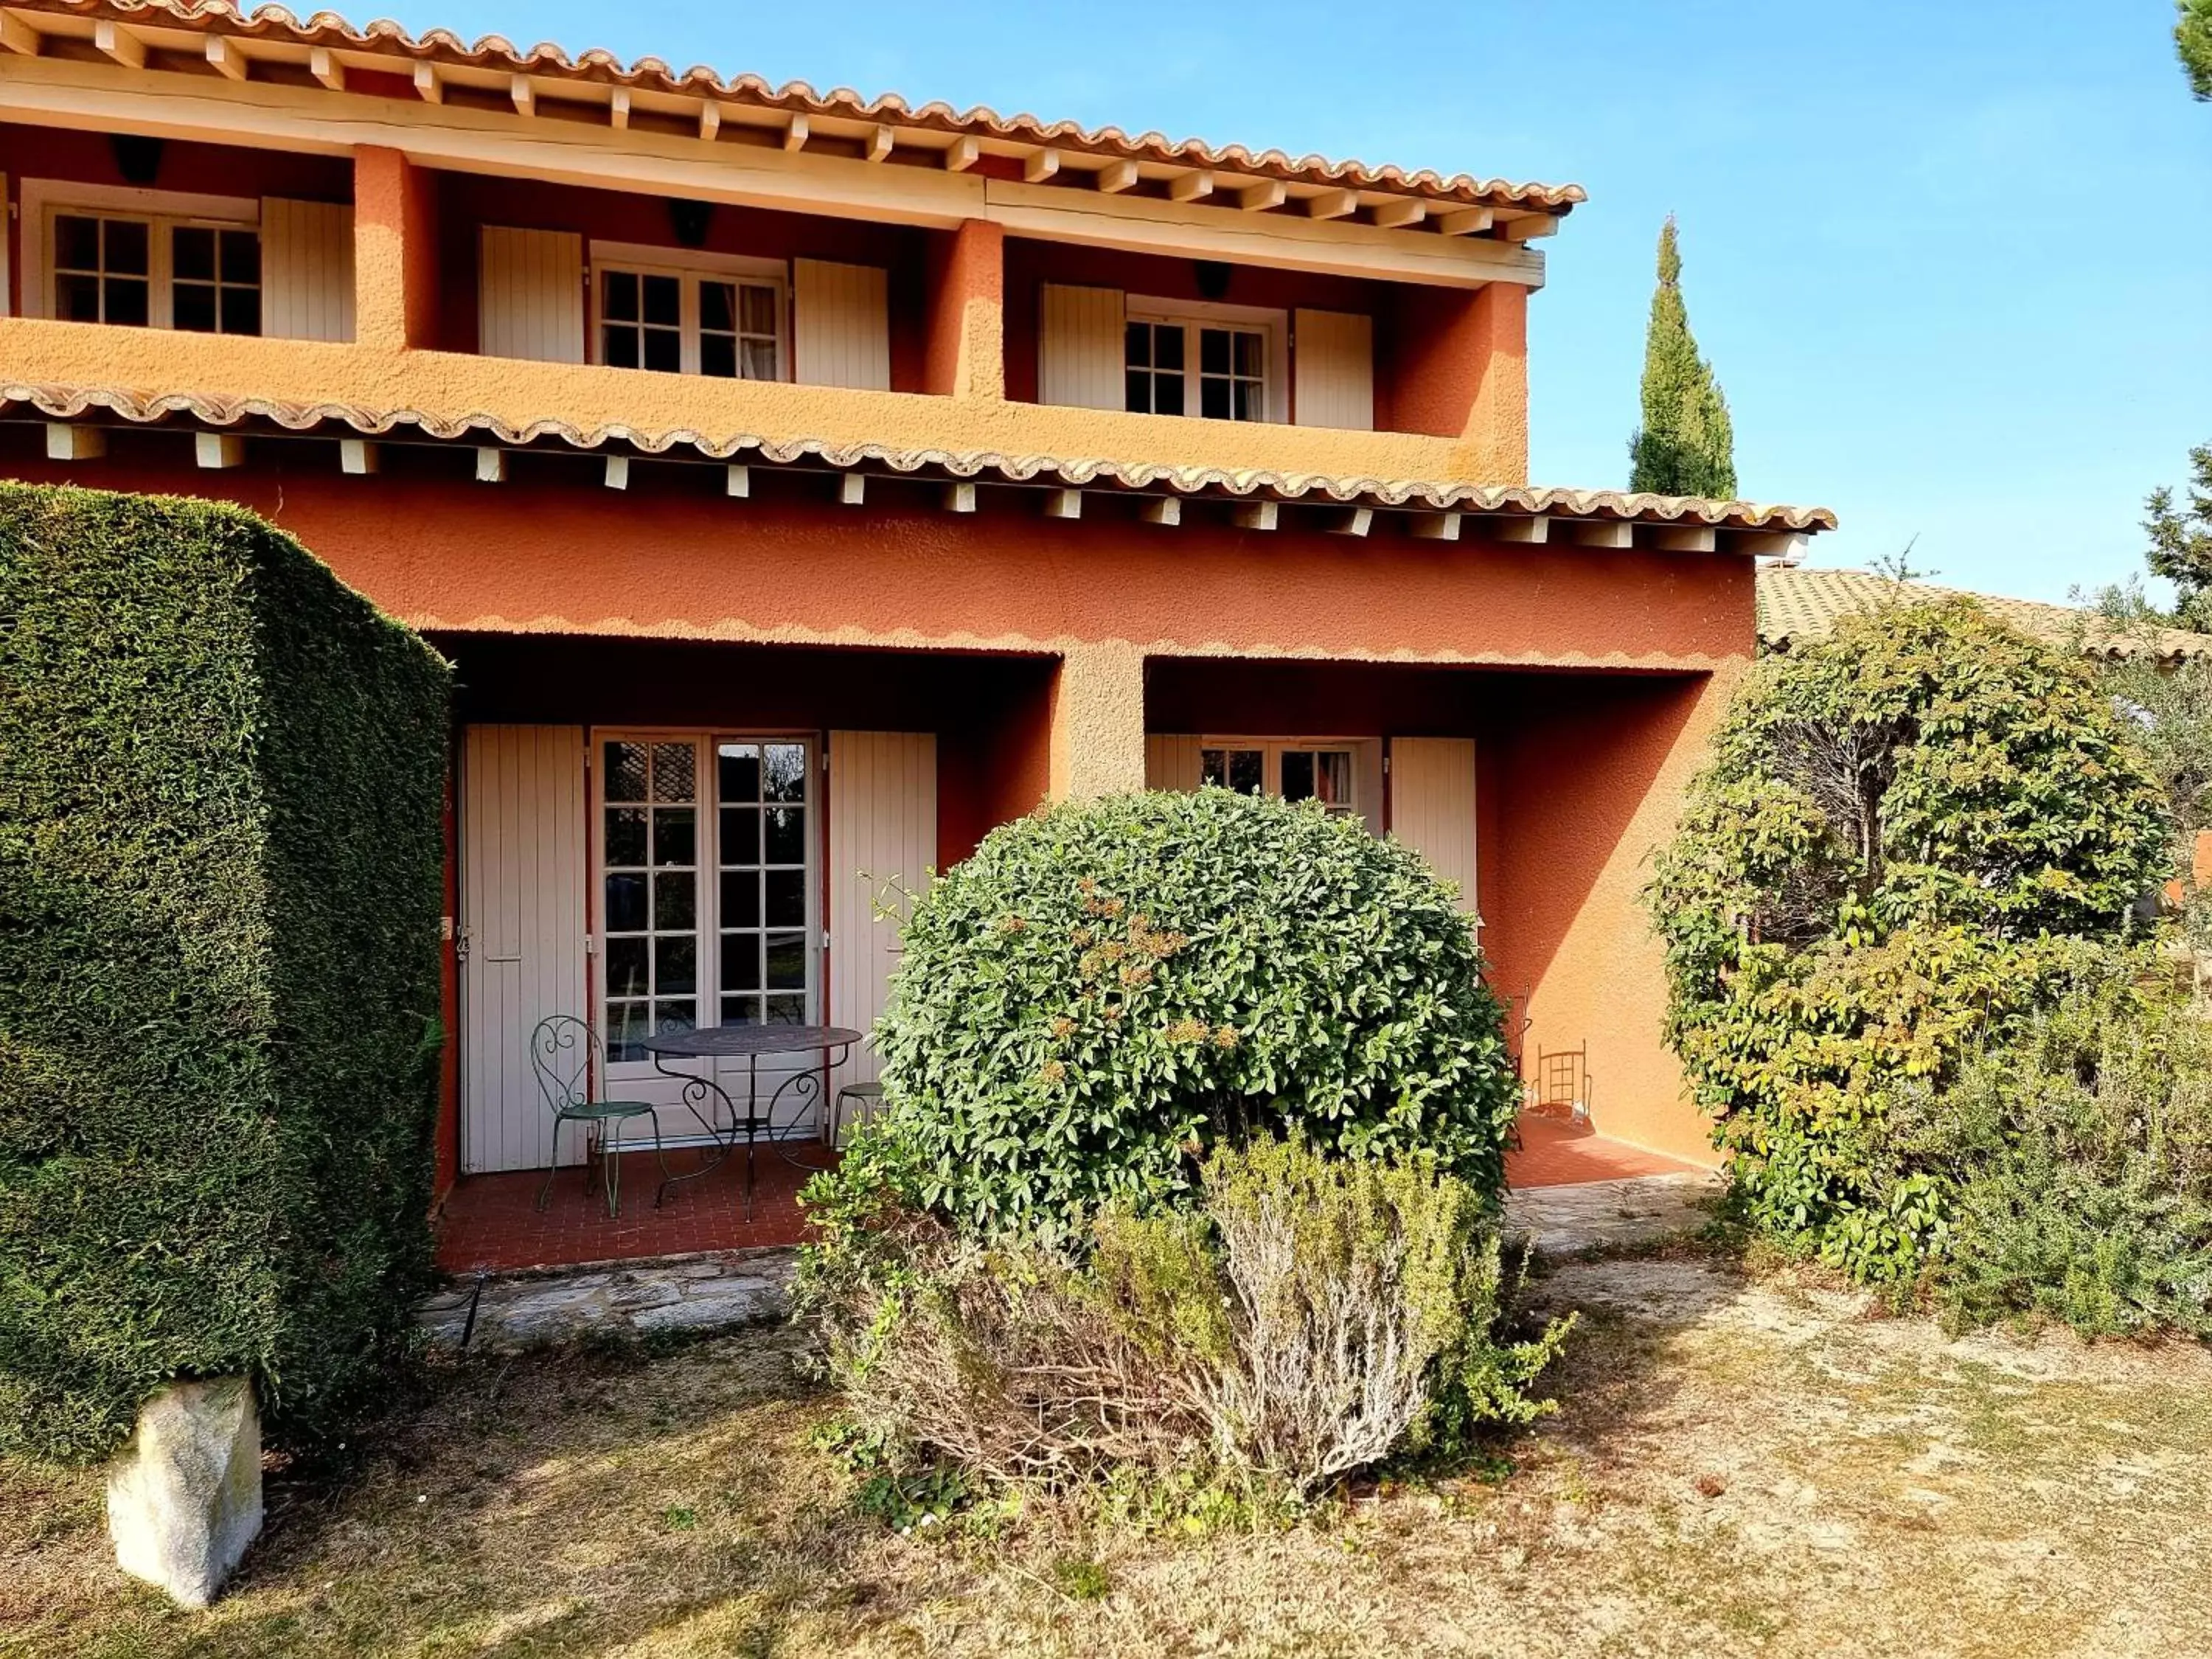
0,483,451,1463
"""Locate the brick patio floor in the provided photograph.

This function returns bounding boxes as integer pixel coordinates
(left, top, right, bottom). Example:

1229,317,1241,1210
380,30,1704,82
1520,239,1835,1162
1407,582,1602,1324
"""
437,1141,830,1273
436,1114,1715,1273
1506,1113,1712,1187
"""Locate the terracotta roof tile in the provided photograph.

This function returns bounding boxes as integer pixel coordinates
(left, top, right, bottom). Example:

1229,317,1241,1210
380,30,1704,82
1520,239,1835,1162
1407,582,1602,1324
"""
7,380,1837,535
1758,566,2211,661
13,0,1586,214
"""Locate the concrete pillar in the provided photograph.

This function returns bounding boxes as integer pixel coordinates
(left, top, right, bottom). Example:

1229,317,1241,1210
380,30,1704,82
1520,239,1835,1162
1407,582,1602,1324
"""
1048,642,1147,801
922,218,1005,402
1452,282,1528,485
106,1377,264,1609
1382,281,1528,485
354,146,440,352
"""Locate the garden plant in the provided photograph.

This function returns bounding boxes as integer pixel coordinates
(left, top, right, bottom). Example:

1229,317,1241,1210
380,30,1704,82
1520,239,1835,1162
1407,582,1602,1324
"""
801,788,1551,1503
0,485,451,1462
1647,598,2171,1285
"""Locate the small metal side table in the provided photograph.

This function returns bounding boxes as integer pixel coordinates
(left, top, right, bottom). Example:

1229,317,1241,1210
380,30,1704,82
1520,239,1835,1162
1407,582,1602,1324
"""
639,1023,861,1217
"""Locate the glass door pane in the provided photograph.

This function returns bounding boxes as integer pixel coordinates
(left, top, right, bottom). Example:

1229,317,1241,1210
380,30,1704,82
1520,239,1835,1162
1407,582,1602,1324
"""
602,738,700,1060
718,739,813,1026
1201,746,1265,795
1281,748,1355,814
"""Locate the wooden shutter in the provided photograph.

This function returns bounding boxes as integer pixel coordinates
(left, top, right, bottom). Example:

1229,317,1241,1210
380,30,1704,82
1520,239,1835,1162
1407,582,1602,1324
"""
479,226,585,364
459,725,589,1174
1389,738,1478,919
1144,734,1203,792
1294,309,1375,431
261,198,355,342
0,175,10,318
793,259,891,389
1039,282,1125,410
827,731,938,1130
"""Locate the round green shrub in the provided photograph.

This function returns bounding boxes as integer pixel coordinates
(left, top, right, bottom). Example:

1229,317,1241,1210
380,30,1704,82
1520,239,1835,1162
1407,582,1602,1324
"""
856,788,1518,1239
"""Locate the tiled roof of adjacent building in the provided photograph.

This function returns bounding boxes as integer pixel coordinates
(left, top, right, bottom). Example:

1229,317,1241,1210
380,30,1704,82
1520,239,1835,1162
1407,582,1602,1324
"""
1757,565,2212,661
3,0,1587,216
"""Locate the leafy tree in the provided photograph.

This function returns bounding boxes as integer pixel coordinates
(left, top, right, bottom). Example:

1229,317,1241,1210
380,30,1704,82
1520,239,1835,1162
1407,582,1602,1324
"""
1646,601,2170,1279
2180,0,2212,99
2144,442,2212,630
1627,215,1737,500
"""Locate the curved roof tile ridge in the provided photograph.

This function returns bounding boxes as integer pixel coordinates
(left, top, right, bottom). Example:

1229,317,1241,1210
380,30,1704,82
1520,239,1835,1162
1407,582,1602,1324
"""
45,0,1585,209
4,381,1834,531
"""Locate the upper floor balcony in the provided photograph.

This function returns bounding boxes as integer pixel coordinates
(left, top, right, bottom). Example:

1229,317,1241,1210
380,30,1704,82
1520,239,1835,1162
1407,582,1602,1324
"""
0,5,1571,486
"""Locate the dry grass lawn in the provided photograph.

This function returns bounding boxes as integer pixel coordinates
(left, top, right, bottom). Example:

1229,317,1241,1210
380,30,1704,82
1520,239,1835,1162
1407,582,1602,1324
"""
7,1244,2212,1658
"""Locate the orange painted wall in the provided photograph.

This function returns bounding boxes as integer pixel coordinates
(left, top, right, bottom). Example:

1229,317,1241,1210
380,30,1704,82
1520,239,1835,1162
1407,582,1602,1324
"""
0,427,1750,669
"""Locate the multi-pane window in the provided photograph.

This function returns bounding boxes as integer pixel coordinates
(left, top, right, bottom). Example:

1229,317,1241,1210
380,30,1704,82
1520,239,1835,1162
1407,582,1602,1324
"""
51,212,261,334
1203,742,1359,818
54,214,150,326
1124,320,1186,416
1197,327,1266,421
599,734,816,1062
717,741,812,1027
1280,748,1356,815
1124,309,1275,422
171,226,261,335
700,280,780,380
602,270,683,373
601,740,703,1062
598,267,782,380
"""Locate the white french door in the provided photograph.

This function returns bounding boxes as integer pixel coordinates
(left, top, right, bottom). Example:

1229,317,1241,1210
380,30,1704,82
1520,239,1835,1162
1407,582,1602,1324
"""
591,731,820,1141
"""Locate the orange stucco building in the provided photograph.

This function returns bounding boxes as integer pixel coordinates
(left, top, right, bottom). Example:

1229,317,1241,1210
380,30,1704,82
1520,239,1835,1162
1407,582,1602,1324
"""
0,0,1833,1208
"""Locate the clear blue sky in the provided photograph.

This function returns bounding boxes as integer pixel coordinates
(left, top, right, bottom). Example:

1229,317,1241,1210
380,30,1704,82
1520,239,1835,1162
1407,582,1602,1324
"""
380,0,2211,602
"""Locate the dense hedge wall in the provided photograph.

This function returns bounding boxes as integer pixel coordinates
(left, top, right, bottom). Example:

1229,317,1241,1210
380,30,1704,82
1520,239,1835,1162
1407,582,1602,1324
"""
0,484,451,1462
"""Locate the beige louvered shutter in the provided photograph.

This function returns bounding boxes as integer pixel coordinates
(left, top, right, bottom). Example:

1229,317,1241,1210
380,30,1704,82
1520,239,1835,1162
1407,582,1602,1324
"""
1144,734,1203,792
459,725,588,1174
827,731,938,1130
1039,283,1125,410
1389,738,1478,919
0,175,10,317
793,260,891,389
479,226,585,363
1294,309,1374,430
261,198,355,342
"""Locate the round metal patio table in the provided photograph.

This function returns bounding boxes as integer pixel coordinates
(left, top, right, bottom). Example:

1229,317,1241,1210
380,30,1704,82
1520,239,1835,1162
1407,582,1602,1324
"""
639,1024,861,1217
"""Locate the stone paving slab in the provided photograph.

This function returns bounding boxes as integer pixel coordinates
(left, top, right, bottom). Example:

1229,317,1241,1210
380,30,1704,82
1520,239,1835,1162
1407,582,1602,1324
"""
1503,1171,1723,1256
419,1248,796,1351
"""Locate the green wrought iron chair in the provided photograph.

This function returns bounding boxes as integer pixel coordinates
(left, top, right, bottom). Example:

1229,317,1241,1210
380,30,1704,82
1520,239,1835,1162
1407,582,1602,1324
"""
529,1014,668,1219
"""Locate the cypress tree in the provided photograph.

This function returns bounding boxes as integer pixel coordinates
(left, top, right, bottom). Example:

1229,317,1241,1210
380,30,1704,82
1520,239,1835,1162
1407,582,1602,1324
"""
1627,215,1738,499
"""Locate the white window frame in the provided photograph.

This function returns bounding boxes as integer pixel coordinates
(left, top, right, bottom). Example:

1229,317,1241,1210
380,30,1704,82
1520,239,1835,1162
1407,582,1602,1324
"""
1124,296,1290,425
21,179,261,327
586,239,788,381
588,729,821,1083
1199,737,1363,817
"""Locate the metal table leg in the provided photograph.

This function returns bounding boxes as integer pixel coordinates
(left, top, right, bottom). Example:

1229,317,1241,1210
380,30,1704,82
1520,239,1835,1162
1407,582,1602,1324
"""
650,1050,764,1218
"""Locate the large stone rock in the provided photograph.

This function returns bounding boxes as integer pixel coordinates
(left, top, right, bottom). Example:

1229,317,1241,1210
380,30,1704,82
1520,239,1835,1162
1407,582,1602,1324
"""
105,1377,264,1608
